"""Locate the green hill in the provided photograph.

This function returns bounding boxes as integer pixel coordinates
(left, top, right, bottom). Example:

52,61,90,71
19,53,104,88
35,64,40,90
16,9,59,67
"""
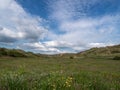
0,48,36,57
76,44,120,60
77,44,120,56
0,44,120,59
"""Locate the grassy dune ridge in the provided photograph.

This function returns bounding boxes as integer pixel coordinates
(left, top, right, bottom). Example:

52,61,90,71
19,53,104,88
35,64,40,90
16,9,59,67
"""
0,45,120,90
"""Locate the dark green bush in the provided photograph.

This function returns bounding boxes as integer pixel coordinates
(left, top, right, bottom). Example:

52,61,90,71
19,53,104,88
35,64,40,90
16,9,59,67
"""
70,56,74,59
111,50,120,54
0,48,9,56
113,56,120,60
8,50,27,57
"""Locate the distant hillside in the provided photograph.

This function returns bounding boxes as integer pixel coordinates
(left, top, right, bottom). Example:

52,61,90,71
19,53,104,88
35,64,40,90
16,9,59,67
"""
77,44,120,57
0,44,120,58
0,48,36,57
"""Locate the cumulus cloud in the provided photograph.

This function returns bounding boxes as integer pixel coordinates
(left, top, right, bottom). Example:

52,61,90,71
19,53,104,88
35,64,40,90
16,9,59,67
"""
10,0,120,54
88,43,115,48
46,0,120,53
0,27,23,43
44,41,73,48
0,0,120,54
18,42,61,54
0,0,47,43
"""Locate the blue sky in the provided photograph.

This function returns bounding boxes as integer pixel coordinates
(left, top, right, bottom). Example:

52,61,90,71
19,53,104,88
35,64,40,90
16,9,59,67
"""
0,0,120,54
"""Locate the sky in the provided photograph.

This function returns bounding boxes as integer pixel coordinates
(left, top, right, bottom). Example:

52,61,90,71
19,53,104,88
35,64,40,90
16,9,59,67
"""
0,0,120,54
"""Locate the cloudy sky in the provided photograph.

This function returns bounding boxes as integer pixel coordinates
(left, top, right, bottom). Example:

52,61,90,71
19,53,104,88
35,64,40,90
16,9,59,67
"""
0,0,120,54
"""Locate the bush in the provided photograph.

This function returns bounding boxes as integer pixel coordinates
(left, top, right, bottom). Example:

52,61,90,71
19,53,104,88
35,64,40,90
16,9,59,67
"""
8,50,27,57
113,56,120,60
70,56,74,59
0,48,9,56
111,50,120,54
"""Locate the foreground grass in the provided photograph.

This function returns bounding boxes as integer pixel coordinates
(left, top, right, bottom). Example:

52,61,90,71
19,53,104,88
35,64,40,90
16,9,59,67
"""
0,56,120,90
0,69,120,90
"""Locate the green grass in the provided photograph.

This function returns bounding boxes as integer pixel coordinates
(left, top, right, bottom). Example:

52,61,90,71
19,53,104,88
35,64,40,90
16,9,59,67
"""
0,69,120,90
0,56,120,90
0,45,120,90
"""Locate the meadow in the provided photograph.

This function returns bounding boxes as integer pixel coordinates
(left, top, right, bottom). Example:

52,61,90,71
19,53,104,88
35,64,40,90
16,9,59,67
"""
0,56,120,90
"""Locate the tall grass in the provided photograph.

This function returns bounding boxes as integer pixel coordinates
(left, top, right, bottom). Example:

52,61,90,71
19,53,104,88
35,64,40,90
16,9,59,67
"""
0,53,120,90
0,69,120,90
0,67,28,90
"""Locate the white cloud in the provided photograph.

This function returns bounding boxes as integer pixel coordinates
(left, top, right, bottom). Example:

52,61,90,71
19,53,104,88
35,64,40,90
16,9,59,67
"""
0,0,12,9
88,43,115,48
49,0,98,21
18,42,61,54
0,0,120,54
45,0,120,53
0,0,47,43
0,27,25,38
44,41,73,48
43,40,88,53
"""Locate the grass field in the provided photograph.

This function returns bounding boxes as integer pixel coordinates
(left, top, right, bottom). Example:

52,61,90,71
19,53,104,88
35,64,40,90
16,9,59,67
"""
0,56,120,90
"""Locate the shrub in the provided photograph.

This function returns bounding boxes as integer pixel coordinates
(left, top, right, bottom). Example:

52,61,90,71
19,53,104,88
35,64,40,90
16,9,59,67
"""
8,50,27,57
0,48,9,56
111,50,120,54
113,56,120,60
0,48,28,57
70,56,74,59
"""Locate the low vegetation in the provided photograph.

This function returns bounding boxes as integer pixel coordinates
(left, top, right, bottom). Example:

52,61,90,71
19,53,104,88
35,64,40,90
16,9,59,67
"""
113,56,120,60
0,48,36,57
0,69,120,90
0,44,120,90
78,44,120,57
